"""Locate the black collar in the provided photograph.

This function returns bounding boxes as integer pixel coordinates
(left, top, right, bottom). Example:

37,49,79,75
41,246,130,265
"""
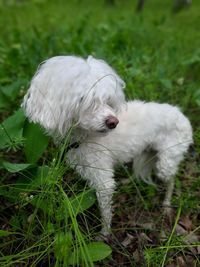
60,141,80,162
65,141,80,152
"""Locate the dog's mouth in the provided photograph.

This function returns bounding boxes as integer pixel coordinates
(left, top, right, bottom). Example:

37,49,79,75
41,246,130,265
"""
97,127,114,134
97,129,109,133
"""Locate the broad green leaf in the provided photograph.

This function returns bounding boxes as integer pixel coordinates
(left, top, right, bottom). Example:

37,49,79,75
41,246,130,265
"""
0,108,25,149
2,161,32,173
0,90,9,109
55,190,96,221
69,242,112,264
0,79,27,101
23,121,49,163
70,190,96,215
85,242,112,261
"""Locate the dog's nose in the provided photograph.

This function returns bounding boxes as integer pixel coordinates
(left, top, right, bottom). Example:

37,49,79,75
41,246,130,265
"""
105,116,119,129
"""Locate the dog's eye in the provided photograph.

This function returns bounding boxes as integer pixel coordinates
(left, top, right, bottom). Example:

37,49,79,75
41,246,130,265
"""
27,92,31,99
107,101,116,110
80,97,84,103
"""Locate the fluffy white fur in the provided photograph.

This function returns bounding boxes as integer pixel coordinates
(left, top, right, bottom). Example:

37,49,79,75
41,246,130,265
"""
22,55,193,236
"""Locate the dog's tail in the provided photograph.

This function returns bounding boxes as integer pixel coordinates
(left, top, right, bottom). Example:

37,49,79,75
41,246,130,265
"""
133,150,157,184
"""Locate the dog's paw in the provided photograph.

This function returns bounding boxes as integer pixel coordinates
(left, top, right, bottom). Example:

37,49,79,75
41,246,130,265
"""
95,228,111,241
163,205,173,216
162,204,175,225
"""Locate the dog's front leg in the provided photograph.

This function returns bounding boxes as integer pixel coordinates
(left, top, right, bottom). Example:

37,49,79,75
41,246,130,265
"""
82,168,116,237
94,174,116,237
77,168,116,237
67,148,116,237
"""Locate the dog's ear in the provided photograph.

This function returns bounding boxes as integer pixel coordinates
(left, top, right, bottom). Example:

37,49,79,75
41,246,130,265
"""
22,57,81,137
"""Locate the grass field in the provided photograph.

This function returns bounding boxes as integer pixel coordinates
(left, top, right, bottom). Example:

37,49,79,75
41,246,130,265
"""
0,0,200,266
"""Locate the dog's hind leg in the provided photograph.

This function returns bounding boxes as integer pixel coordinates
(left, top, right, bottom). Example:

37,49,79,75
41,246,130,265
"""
155,148,184,214
163,178,175,215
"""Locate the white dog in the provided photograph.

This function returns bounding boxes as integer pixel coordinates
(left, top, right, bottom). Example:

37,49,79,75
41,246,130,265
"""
22,55,193,236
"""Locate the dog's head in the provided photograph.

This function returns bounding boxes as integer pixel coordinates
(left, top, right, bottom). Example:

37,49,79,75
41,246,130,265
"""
22,55,125,138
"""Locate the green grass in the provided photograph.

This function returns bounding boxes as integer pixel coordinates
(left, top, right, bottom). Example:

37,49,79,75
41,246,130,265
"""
0,0,200,266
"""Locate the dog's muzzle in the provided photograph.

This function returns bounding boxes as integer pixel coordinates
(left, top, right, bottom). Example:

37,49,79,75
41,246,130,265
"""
105,116,119,129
